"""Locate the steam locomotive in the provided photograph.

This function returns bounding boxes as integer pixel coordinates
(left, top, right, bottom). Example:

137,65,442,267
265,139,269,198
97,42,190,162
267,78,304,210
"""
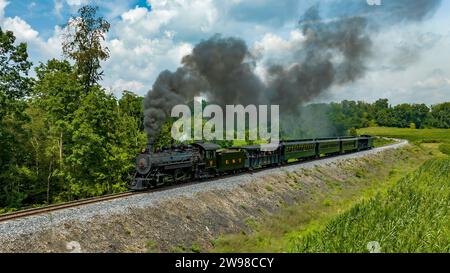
130,136,374,191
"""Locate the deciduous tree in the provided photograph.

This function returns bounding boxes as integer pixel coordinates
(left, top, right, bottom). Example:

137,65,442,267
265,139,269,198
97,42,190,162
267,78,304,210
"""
62,5,110,93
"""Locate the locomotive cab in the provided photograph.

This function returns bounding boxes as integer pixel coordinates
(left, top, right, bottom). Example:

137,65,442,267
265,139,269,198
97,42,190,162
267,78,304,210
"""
191,142,220,169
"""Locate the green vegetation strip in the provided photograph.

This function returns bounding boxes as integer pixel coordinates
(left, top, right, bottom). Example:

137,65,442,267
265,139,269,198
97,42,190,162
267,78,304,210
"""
211,145,431,253
211,128,450,253
439,144,450,156
291,158,450,253
359,127,450,145
373,137,396,148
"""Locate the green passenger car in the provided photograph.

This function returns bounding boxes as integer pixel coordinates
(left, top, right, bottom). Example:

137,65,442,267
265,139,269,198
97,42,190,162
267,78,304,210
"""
368,136,374,148
341,137,359,153
317,139,341,155
283,141,317,161
217,150,246,172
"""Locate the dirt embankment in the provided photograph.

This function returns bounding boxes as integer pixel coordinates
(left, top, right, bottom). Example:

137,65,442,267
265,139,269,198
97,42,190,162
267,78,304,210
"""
0,144,419,253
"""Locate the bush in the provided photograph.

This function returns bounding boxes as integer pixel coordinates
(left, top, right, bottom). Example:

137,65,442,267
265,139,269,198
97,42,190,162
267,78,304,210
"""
291,158,450,253
439,144,450,156
349,128,358,136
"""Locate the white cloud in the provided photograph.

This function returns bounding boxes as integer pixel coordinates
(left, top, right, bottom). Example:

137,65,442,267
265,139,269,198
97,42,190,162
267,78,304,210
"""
102,34,193,95
0,0,8,20
0,11,63,65
54,0,64,18
3,16,39,40
108,79,145,94
415,70,450,89
119,6,176,37
0,0,281,96
0,0,448,105
65,0,88,6
253,30,304,62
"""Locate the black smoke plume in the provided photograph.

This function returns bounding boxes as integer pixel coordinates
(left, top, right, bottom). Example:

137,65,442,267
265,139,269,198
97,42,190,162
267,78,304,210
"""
144,0,442,139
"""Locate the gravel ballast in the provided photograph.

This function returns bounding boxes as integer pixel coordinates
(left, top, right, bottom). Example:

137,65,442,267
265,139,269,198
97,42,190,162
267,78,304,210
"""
0,140,408,252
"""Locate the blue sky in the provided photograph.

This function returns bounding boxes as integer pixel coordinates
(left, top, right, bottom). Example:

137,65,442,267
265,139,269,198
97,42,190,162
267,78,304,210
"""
1,0,449,105
3,0,151,38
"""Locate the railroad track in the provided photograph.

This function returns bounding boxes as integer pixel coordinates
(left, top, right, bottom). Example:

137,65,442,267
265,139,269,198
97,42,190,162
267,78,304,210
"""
0,191,137,223
0,139,404,223
0,180,217,223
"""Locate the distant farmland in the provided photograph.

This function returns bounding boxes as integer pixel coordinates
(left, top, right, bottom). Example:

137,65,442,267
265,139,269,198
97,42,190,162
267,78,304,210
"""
212,128,450,253
291,158,450,253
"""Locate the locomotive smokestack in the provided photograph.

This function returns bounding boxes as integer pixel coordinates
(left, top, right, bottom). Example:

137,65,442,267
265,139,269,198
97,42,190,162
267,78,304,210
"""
147,139,155,153
143,0,442,139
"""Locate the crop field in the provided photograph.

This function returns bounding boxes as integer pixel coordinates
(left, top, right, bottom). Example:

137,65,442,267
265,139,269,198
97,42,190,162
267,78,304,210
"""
359,127,450,144
360,127,450,156
211,128,450,253
290,158,450,253
291,128,450,253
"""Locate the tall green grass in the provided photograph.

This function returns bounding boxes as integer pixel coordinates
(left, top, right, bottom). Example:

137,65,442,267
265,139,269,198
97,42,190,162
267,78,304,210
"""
290,158,450,253
439,144,450,156
358,127,450,145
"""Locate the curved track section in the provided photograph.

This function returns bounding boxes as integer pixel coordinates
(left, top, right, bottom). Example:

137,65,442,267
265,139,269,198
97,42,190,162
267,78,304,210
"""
0,192,136,223
0,139,407,224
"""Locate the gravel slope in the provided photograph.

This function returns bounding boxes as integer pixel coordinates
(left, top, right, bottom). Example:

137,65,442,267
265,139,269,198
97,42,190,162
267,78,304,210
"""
0,140,408,245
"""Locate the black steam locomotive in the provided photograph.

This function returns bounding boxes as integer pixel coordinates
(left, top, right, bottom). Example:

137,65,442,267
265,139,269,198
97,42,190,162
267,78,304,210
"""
130,136,375,191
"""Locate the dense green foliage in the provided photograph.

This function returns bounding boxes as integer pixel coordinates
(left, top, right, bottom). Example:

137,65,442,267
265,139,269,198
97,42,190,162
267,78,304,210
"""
359,127,450,145
0,28,34,208
210,128,449,253
439,144,450,156
291,158,450,253
428,103,450,129
294,99,450,138
1,4,449,212
62,5,110,93
0,56,146,209
0,8,146,211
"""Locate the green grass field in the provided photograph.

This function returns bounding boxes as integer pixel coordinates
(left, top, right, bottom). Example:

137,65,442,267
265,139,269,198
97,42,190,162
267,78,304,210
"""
360,127,450,157
359,127,450,144
210,127,450,253
291,158,450,253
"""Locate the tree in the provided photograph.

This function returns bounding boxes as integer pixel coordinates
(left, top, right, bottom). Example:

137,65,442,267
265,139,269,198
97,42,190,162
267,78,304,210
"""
409,104,429,129
118,91,147,148
62,5,110,93
65,88,146,199
428,103,450,129
0,29,33,101
390,103,430,128
0,28,34,208
370,98,390,126
119,91,144,130
28,59,84,203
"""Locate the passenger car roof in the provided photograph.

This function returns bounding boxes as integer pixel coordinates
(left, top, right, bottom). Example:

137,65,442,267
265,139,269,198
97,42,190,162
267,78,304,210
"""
231,143,280,151
192,142,221,151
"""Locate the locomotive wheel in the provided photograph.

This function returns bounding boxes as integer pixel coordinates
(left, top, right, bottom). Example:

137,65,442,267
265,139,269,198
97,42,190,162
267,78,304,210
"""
173,169,186,183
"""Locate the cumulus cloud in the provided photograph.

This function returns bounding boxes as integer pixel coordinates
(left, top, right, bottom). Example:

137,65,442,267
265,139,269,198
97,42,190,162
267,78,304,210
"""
0,2,63,67
3,16,39,40
54,0,64,18
65,0,89,7
415,69,450,89
0,0,8,20
0,0,448,106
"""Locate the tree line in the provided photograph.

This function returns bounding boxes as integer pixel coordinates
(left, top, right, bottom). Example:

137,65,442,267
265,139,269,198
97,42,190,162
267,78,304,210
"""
284,99,450,139
327,99,450,131
1,5,449,211
0,6,146,211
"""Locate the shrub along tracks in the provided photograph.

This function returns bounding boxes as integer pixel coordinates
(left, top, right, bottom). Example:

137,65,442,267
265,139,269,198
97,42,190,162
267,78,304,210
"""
0,139,406,224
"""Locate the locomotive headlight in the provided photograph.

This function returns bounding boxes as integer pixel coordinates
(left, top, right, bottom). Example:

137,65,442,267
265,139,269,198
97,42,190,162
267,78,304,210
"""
139,158,146,169
136,154,152,174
